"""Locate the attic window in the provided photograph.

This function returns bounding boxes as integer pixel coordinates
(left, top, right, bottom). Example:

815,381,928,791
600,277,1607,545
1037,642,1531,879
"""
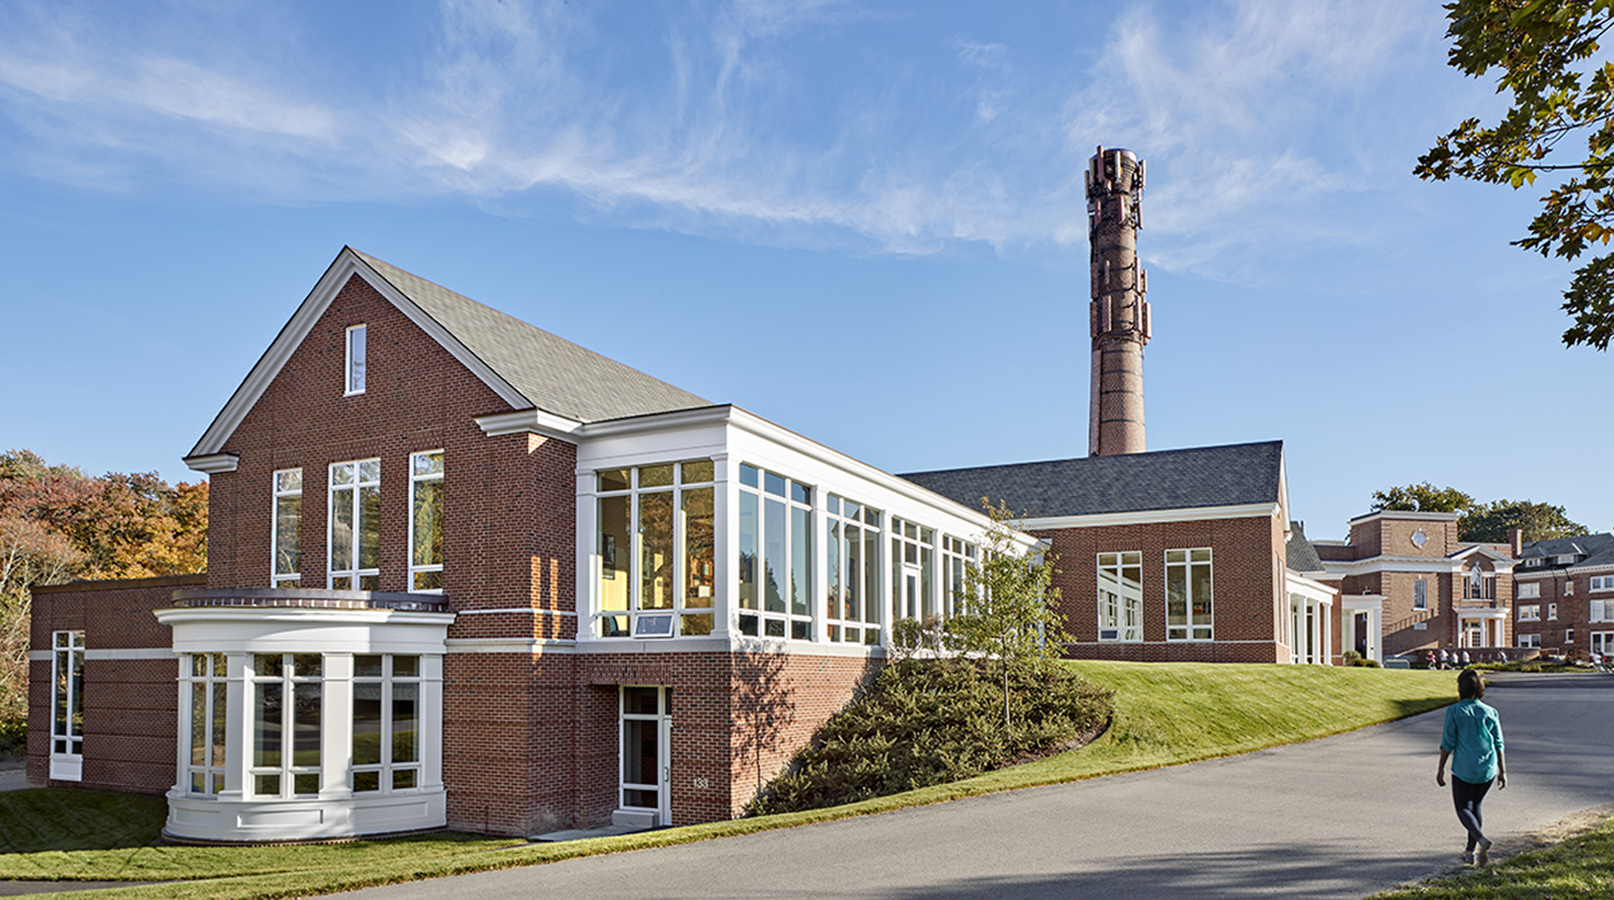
346,325,367,395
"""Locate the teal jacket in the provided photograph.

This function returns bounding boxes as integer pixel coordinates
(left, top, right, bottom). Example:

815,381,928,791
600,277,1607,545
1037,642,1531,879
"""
1441,698,1504,784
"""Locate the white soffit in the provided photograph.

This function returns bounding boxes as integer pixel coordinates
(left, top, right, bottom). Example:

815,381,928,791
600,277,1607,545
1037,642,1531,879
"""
1017,502,1280,531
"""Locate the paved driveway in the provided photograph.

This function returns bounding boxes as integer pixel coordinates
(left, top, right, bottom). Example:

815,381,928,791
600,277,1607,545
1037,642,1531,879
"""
338,672,1614,900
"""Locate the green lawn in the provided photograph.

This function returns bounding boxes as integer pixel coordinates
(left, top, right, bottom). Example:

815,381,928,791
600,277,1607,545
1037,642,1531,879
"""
0,662,1456,900
1369,816,1614,899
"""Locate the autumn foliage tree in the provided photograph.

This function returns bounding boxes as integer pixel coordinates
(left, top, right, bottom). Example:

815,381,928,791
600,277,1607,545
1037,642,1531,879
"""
0,450,208,723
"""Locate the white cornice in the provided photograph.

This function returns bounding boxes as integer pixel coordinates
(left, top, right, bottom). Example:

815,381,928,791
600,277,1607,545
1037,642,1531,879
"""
1348,510,1461,525
475,408,584,441
188,248,530,459
1018,502,1279,532
1321,552,1514,576
183,453,239,474
154,607,456,627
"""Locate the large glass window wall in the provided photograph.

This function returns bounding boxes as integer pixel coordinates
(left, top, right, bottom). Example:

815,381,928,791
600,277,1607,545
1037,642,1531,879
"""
889,518,935,624
825,495,883,645
352,654,421,793
737,464,812,639
250,653,323,797
597,460,716,638
940,536,977,619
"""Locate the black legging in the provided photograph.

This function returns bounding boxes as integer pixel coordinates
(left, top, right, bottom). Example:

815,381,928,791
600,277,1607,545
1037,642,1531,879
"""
1451,775,1494,852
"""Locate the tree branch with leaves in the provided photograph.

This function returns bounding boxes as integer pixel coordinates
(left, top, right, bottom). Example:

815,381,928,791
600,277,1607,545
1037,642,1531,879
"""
1417,0,1614,349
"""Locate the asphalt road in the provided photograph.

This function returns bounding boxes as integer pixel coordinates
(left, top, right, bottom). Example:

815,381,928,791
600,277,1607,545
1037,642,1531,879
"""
336,672,1614,900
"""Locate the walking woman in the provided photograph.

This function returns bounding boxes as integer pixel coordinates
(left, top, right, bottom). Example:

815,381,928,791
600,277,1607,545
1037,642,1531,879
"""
1436,668,1506,864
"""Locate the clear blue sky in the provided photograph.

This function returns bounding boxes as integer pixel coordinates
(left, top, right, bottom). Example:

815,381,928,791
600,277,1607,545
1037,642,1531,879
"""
1,0,1607,541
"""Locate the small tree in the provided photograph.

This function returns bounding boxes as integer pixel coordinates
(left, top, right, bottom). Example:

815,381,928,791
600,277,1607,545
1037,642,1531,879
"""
945,500,1072,730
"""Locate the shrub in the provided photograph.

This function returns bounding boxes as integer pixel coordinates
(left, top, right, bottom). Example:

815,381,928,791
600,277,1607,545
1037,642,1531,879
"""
0,716,24,757
746,659,1112,816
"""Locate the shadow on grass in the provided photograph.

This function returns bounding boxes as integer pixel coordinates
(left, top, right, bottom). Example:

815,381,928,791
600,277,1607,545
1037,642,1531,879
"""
0,789,166,854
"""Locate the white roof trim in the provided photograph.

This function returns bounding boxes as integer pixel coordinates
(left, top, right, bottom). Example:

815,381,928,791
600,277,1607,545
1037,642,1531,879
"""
476,408,585,441
1348,510,1462,524
1017,502,1279,531
187,248,529,459
1319,555,1514,576
183,452,239,474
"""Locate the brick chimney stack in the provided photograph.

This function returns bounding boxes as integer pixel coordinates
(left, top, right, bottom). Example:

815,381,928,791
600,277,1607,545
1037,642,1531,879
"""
1087,146,1151,457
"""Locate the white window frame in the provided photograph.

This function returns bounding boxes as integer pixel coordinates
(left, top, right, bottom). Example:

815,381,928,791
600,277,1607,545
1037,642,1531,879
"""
596,461,717,639
329,459,381,590
249,653,323,798
182,653,229,795
1518,582,1541,599
345,324,366,395
50,630,85,780
1519,604,1540,621
1166,548,1213,641
1517,633,1540,649
351,654,423,794
272,468,302,588
1565,580,1575,596
1566,627,1575,644
890,517,936,625
940,534,977,622
408,451,444,593
1097,551,1143,642
825,495,886,645
1549,602,1558,620
1413,577,1427,610
735,464,813,641
1592,575,1614,593
1592,599,1614,623
1591,631,1614,657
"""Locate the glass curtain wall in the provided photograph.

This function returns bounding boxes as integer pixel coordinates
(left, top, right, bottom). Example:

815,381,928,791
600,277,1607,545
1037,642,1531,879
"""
737,464,812,639
825,495,883,645
597,460,716,638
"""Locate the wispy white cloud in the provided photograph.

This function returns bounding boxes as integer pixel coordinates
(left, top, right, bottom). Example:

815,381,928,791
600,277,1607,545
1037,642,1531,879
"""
0,0,1459,272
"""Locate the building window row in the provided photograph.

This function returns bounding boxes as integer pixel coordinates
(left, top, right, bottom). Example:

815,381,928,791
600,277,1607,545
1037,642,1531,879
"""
596,461,982,644
1516,633,1540,649
1166,548,1215,641
1097,552,1143,642
1592,575,1614,593
270,452,445,593
1517,582,1541,599
178,652,430,799
1096,549,1214,642
1591,599,1614,623
1518,604,1540,621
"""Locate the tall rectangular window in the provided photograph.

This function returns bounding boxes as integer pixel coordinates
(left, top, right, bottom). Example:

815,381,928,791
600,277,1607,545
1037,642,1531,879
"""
345,324,366,394
595,460,716,638
251,653,322,797
272,469,302,588
330,459,380,590
889,519,935,625
51,631,85,764
825,496,884,645
1165,548,1213,641
736,464,813,640
1413,578,1427,610
184,653,228,795
1097,552,1143,642
352,655,422,793
941,535,977,621
409,451,444,592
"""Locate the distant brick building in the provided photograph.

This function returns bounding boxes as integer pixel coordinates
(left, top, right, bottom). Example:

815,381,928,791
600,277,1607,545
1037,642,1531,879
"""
1511,533,1614,659
1312,511,1514,659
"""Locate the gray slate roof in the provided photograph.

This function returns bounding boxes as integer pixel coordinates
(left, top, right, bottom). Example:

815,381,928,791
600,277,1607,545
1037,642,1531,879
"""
354,250,711,423
1287,521,1326,572
899,440,1284,518
1520,533,1614,570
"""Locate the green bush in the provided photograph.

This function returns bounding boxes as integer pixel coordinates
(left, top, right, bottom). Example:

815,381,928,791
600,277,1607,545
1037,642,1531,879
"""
0,716,24,757
746,659,1112,816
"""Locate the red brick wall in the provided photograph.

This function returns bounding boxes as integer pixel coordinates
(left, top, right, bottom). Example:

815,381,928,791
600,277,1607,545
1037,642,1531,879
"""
207,274,576,629
27,575,202,793
1034,513,1286,664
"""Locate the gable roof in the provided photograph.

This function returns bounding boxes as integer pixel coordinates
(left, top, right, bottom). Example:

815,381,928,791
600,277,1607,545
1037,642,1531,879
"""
899,440,1285,519
1287,521,1326,572
188,248,710,460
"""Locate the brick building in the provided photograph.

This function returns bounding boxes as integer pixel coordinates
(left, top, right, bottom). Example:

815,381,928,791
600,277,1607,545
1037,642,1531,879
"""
903,442,1343,665
30,247,1027,842
1312,511,1514,660
1512,533,1614,659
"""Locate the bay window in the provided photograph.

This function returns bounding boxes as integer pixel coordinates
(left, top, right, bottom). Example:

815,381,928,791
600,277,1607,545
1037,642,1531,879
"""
251,653,322,797
352,654,421,793
184,653,228,795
